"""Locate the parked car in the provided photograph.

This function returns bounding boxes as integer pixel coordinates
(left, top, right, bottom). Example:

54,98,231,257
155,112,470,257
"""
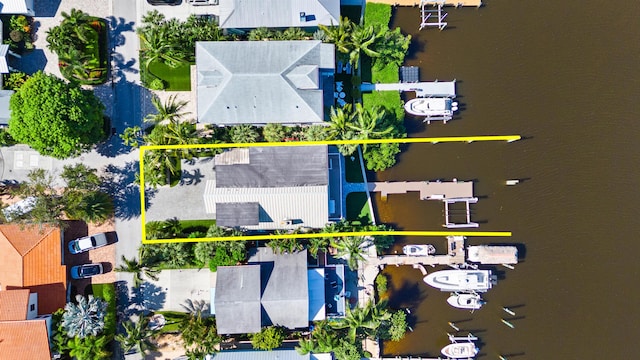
146,0,182,5
187,0,218,5
70,263,104,279
68,233,108,254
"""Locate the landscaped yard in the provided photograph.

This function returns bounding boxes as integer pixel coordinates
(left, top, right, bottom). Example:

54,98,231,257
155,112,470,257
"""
346,192,372,224
148,59,192,91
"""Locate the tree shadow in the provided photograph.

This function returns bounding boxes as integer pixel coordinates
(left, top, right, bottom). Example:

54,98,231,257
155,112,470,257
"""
180,168,204,186
129,282,167,315
101,161,157,220
107,16,135,50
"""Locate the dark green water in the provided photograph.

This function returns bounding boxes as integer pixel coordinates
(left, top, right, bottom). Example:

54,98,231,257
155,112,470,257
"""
374,1,640,358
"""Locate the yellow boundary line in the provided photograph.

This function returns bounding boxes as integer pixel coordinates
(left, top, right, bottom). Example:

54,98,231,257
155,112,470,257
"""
139,136,520,243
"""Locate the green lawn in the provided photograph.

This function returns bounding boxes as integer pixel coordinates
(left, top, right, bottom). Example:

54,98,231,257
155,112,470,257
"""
179,219,217,234
346,192,372,224
364,3,391,27
148,60,193,91
155,311,188,333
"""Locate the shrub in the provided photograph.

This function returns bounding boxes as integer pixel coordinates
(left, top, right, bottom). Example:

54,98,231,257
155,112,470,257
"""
149,77,166,90
9,30,23,42
251,326,285,351
4,71,29,90
375,273,388,295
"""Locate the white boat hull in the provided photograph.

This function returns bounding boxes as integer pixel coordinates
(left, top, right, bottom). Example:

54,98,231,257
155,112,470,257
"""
441,342,479,359
424,270,493,292
447,293,484,310
404,97,454,117
403,244,436,256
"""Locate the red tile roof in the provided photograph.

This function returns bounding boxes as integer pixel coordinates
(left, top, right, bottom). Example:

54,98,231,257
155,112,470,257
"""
0,320,51,360
0,289,29,321
0,224,67,314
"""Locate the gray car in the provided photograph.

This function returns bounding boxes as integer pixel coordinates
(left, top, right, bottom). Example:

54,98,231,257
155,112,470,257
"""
68,233,108,254
70,263,104,279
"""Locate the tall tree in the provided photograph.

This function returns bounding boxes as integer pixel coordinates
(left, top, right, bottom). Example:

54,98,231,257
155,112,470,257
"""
9,72,105,159
331,236,368,270
62,295,107,339
115,315,159,355
229,124,260,143
115,255,160,288
145,94,190,124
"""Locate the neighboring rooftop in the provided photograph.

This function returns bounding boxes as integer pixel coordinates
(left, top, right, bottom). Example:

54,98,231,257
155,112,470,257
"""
0,288,30,321
196,40,335,125
0,0,35,16
215,248,309,334
0,320,51,359
218,0,340,29
203,146,329,230
0,90,14,127
0,224,66,314
212,349,333,360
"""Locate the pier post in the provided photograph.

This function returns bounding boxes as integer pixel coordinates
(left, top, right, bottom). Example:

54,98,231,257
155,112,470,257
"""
448,322,460,331
501,319,515,328
502,307,516,316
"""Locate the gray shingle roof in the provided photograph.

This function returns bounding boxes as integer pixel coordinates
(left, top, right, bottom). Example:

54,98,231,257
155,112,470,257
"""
216,202,260,227
218,0,340,29
215,265,262,334
216,146,328,188
214,248,309,334
196,41,335,125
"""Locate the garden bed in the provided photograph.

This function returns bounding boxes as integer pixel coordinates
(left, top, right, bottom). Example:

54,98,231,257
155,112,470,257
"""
56,17,109,85
146,58,193,91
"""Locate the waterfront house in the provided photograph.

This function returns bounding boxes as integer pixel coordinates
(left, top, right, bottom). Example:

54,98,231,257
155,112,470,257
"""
0,289,52,359
211,349,333,360
203,145,343,230
218,0,341,32
214,248,346,334
196,40,335,125
0,224,67,315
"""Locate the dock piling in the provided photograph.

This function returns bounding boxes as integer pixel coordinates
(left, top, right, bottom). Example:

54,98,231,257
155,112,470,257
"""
502,307,516,316
501,319,515,328
448,322,460,331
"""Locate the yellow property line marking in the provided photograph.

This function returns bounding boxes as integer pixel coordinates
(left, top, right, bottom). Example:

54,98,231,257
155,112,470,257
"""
142,231,512,244
139,136,520,243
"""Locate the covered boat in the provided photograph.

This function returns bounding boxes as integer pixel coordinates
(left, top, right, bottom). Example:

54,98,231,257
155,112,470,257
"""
467,245,518,265
447,293,485,310
403,244,436,256
441,342,479,359
423,270,493,292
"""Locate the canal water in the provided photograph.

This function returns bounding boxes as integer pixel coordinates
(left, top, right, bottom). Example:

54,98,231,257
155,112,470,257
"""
373,1,640,358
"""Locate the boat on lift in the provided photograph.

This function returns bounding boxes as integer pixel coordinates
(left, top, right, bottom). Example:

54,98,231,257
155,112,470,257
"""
441,334,480,359
441,342,479,359
402,244,436,256
404,97,458,123
423,269,493,292
447,292,485,310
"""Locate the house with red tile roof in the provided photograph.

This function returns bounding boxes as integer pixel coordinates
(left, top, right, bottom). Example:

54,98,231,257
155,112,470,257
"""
0,224,67,314
0,288,52,360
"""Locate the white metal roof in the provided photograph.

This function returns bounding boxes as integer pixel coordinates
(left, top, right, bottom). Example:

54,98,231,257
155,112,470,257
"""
0,0,33,15
218,0,340,29
204,182,329,230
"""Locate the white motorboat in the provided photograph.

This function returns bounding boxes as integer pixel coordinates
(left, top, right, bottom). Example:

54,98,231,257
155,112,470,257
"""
447,293,485,310
441,342,479,359
423,269,493,292
403,244,436,256
404,97,457,119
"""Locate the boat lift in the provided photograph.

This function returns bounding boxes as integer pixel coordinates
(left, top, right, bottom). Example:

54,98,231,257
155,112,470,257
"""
420,0,448,31
444,198,479,228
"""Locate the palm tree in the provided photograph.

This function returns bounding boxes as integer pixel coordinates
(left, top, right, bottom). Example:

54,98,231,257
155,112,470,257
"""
348,24,383,68
330,304,376,342
319,17,354,53
67,335,112,360
303,124,328,141
138,26,186,72
115,255,160,288
62,295,107,339
347,104,393,152
262,123,288,142
307,237,328,259
281,27,308,40
115,315,159,355
229,124,260,143
248,27,274,41
145,94,191,124
331,236,368,270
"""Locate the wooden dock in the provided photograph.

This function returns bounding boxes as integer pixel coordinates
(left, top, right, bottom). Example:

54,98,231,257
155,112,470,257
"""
370,236,466,268
368,180,473,201
361,81,456,98
367,0,482,8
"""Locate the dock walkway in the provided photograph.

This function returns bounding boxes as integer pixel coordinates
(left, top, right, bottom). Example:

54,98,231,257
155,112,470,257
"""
361,81,456,98
368,180,473,201
367,0,482,7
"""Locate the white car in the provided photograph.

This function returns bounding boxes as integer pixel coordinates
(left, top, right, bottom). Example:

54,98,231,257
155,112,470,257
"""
68,233,108,254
